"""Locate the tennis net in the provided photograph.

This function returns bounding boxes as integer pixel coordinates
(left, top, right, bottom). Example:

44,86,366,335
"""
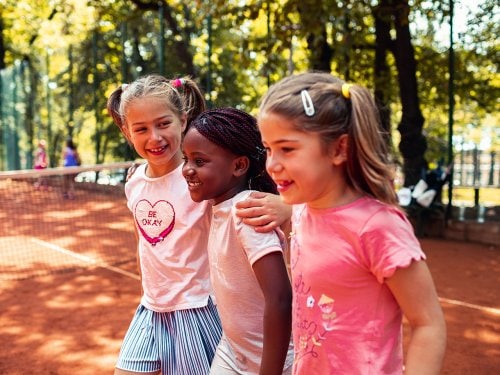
0,162,140,280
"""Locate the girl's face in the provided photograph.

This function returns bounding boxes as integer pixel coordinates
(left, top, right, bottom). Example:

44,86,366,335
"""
259,111,344,209
182,128,247,205
125,97,186,177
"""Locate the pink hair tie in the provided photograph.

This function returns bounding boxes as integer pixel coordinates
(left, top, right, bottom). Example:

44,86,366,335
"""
172,78,184,88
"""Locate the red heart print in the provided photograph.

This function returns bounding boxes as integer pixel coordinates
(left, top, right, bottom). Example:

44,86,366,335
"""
134,199,175,246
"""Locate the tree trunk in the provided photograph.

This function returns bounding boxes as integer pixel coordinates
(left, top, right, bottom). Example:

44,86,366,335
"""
373,2,393,148
391,1,427,186
307,28,333,72
0,17,5,70
130,0,195,77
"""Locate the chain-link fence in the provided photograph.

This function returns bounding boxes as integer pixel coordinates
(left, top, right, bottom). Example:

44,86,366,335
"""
0,61,30,171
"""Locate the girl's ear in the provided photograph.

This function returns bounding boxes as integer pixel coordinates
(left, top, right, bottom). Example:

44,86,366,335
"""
331,134,348,166
233,156,250,177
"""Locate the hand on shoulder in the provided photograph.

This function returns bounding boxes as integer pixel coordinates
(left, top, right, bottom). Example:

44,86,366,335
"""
235,191,292,233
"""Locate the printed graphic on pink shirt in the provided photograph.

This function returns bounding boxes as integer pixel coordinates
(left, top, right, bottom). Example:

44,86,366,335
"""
134,199,175,246
293,271,338,367
291,226,339,369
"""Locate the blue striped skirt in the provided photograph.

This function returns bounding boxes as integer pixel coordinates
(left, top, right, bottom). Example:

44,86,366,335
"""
116,298,222,374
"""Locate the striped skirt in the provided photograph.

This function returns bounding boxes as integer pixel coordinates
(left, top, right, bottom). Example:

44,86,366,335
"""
116,298,222,374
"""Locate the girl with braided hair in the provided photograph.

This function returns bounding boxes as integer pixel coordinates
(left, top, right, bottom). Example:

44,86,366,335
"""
258,71,446,374
182,107,294,375
107,75,291,375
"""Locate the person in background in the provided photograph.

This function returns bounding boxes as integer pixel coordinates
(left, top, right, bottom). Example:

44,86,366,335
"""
182,107,294,375
62,137,80,199
257,71,446,374
106,74,291,375
33,139,49,190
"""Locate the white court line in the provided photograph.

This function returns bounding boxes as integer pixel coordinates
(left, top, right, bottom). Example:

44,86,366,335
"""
438,297,500,315
30,238,140,281
30,239,500,315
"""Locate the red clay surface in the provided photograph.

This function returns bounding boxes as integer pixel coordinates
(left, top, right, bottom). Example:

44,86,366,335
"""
0,176,498,374
0,238,498,374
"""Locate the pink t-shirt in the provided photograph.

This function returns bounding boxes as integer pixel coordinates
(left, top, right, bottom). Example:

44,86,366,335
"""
125,163,213,312
290,197,425,375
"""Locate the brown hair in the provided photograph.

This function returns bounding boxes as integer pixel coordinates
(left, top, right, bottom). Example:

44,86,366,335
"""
259,71,398,206
106,74,206,134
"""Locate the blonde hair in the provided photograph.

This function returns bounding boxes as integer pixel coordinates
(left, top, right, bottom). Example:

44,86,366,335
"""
106,74,206,133
259,71,398,206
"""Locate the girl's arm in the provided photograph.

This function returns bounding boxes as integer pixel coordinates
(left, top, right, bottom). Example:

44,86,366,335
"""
253,251,292,375
235,191,292,233
386,260,446,375
132,224,143,295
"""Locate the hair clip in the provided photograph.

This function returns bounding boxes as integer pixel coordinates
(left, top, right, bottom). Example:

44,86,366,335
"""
301,89,315,117
342,83,352,99
121,83,129,91
172,78,184,88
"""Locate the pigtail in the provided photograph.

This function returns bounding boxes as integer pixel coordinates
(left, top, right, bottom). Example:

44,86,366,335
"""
106,86,125,130
172,76,207,125
347,86,398,206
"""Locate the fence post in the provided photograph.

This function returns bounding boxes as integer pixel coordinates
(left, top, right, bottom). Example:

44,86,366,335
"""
12,61,20,170
488,151,496,186
446,0,455,220
0,72,3,170
473,146,479,207
158,2,165,76
206,13,212,107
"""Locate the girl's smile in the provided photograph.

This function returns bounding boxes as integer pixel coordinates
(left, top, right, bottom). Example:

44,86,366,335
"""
125,97,186,177
147,145,169,155
182,128,245,205
274,178,294,194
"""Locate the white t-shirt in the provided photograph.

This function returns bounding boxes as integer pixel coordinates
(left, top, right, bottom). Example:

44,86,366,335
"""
125,163,213,312
209,190,294,373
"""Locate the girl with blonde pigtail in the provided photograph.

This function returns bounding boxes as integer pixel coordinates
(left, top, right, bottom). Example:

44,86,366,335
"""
257,71,446,374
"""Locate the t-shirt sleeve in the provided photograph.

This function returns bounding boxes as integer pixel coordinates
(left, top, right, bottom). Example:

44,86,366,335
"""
231,207,284,266
359,206,426,283
124,164,145,212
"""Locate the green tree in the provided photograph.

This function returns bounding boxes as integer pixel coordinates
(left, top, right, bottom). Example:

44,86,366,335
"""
0,0,497,187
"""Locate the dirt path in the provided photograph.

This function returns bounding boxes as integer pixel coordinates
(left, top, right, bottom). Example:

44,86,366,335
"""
0,238,498,374
418,238,499,374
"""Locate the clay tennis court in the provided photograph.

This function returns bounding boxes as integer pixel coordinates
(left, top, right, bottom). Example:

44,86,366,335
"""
0,180,499,374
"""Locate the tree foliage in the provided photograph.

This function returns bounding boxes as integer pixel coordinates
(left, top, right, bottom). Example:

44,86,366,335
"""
0,0,497,180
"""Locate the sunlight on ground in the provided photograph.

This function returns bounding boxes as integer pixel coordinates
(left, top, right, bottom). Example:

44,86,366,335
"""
89,202,119,210
464,328,500,344
107,222,134,230
47,209,87,219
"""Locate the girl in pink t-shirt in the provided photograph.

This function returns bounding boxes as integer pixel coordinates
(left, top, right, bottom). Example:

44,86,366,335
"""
257,72,446,374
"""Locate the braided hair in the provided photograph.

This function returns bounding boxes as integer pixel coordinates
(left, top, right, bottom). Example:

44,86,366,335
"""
189,107,277,194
